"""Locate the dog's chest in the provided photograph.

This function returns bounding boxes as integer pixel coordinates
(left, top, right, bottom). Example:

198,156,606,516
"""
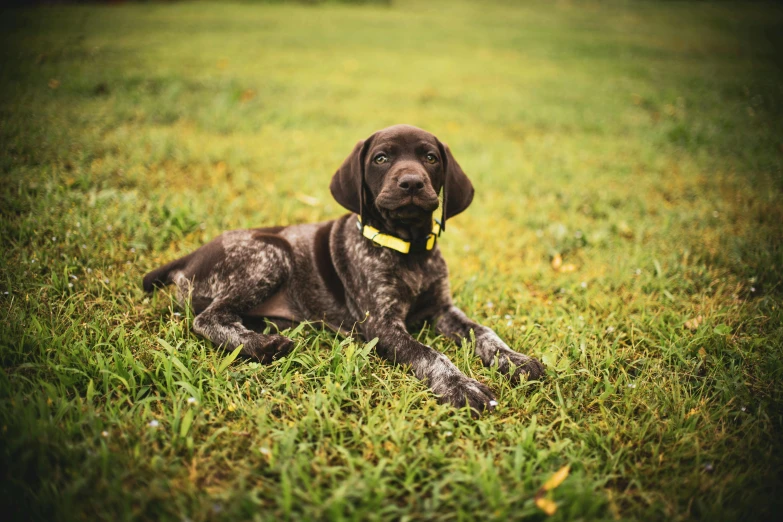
399,265,428,297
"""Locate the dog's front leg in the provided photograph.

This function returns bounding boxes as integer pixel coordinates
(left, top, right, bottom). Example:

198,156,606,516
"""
435,305,545,382
362,315,496,415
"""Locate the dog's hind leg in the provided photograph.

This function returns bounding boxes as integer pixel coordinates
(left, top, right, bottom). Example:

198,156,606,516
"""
180,231,297,363
193,298,294,363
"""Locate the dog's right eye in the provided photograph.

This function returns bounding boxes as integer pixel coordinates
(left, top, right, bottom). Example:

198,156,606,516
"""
373,153,388,164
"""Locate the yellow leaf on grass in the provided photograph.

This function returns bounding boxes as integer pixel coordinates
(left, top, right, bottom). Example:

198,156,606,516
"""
542,465,571,491
685,315,703,330
535,497,558,516
534,465,570,515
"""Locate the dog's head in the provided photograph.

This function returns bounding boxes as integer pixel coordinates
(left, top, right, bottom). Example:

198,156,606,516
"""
330,125,474,236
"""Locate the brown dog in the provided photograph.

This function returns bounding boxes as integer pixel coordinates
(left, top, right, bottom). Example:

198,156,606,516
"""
143,125,543,413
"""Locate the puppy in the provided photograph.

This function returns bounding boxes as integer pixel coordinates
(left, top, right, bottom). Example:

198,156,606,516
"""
143,124,543,413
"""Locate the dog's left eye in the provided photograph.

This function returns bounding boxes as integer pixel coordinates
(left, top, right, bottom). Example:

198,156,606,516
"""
425,153,438,164
374,153,388,164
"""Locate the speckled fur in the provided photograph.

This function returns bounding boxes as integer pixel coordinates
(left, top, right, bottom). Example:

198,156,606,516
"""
143,125,543,414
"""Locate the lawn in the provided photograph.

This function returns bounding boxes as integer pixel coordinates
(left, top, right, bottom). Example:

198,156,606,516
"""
1,0,782,520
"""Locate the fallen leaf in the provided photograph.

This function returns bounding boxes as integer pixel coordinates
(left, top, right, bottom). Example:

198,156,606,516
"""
698,347,707,358
559,263,577,273
684,315,703,330
542,465,570,491
534,465,570,516
48,78,60,89
535,497,558,516
551,254,562,270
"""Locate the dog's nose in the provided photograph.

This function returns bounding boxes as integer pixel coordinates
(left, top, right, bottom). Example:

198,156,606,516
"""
398,174,425,193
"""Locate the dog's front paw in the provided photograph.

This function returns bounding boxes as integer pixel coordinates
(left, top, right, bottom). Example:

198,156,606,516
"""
434,375,497,416
500,351,546,383
244,334,295,364
476,330,545,383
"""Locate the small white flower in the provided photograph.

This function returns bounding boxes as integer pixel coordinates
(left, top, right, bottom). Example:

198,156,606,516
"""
130,248,136,253
635,268,642,275
489,400,498,407
580,281,587,288
3,292,8,295
86,268,92,273
103,278,109,284
69,275,78,280
712,211,719,218
627,383,636,389
101,430,109,438
750,287,756,292
444,431,453,437
187,397,197,405
486,301,494,309
504,314,512,320
81,244,87,249
741,406,747,412
173,312,181,317
578,316,584,321
68,283,73,288
259,447,271,456
148,420,159,428
52,237,56,242
31,259,36,263
704,462,714,472
76,222,81,228
106,225,112,231
507,320,513,326
606,326,615,333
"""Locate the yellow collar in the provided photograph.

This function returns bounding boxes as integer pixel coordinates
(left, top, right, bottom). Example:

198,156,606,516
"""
357,217,441,254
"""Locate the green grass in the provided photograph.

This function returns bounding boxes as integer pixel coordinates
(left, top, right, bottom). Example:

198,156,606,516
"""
1,0,782,520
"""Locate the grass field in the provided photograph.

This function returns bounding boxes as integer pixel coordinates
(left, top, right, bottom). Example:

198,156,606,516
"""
2,0,783,520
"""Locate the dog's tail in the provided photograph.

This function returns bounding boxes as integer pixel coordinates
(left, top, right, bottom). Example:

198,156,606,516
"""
142,254,191,293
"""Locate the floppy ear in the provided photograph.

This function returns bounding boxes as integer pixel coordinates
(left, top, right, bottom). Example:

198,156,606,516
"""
330,139,371,214
437,140,474,226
